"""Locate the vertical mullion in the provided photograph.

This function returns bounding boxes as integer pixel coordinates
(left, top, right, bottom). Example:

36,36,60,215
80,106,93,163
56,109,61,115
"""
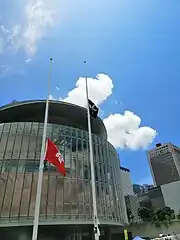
114,152,121,222
102,141,110,221
75,129,79,219
107,147,114,220
109,149,118,221
117,153,123,223
0,124,3,146
95,136,103,220
63,130,69,218
69,128,73,218
101,140,108,220
54,124,60,219
16,123,26,216
9,123,20,219
0,123,13,217
0,123,4,191
86,131,91,220
27,123,39,219
45,123,52,218
0,123,5,173
62,128,65,219
53,174,58,219
81,130,85,219
98,137,106,220
18,122,32,219
105,143,112,221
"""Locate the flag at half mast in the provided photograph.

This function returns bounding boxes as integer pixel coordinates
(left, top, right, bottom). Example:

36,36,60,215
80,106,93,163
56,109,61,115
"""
45,138,66,176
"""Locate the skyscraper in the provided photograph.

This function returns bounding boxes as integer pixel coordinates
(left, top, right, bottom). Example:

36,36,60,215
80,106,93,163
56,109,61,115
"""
120,167,134,196
147,143,180,186
120,167,141,223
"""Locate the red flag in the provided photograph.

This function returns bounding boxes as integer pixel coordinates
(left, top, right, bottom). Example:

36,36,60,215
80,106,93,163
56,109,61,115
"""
45,138,66,176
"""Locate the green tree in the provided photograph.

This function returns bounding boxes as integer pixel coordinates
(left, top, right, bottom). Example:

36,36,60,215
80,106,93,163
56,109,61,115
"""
138,207,153,221
155,207,174,221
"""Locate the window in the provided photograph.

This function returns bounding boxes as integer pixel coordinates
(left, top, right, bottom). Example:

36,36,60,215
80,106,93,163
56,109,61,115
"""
84,165,89,180
26,160,39,172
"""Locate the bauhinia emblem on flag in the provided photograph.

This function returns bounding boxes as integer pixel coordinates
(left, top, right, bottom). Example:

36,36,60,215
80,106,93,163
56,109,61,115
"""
45,138,66,176
88,99,99,118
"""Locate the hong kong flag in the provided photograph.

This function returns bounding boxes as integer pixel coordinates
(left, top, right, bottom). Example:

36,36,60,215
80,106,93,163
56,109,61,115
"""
45,138,66,176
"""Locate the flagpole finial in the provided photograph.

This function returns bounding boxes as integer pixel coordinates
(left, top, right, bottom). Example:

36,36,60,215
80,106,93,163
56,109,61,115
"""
50,57,53,61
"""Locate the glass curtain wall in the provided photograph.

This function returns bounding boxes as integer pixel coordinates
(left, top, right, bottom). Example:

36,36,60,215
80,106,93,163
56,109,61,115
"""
0,122,125,224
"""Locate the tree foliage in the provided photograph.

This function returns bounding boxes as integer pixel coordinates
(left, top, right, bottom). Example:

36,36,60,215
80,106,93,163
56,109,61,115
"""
138,207,153,221
155,207,175,221
138,206,175,223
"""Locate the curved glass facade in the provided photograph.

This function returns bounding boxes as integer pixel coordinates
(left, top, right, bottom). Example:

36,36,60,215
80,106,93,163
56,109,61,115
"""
0,122,127,225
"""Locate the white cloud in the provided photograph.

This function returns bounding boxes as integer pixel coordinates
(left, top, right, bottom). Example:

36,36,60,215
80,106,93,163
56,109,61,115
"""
50,73,157,150
103,111,157,150
0,0,55,56
25,58,31,63
62,74,114,107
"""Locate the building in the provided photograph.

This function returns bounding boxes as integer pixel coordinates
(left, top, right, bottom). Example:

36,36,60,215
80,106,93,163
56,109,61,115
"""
148,186,165,210
147,143,180,186
0,100,128,240
138,192,152,209
124,195,141,223
120,167,134,196
133,184,153,196
160,180,180,214
143,184,154,192
133,184,143,196
120,167,141,223
138,180,180,215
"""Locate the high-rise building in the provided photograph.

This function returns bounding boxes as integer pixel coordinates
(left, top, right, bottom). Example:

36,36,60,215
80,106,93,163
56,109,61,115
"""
120,167,141,223
0,100,128,240
120,167,134,196
147,143,180,186
124,195,141,223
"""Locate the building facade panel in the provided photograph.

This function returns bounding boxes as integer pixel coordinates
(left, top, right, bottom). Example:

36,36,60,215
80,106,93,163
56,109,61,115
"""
161,180,180,214
148,187,165,211
0,122,126,226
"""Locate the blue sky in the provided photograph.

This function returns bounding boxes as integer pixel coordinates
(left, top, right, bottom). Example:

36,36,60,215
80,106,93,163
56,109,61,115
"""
0,0,180,185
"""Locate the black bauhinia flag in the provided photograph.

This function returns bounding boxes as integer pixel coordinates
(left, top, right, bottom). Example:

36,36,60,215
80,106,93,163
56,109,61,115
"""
88,99,99,118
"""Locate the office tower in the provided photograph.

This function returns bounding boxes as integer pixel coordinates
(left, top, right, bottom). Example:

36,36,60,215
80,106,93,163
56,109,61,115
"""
147,143,180,186
120,167,134,196
120,167,141,223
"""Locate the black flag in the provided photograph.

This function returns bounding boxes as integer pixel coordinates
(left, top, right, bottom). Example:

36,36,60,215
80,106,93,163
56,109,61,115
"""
88,99,99,118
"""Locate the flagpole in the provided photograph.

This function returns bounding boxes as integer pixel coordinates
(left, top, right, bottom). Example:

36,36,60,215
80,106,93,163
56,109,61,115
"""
32,58,53,240
84,61,100,240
